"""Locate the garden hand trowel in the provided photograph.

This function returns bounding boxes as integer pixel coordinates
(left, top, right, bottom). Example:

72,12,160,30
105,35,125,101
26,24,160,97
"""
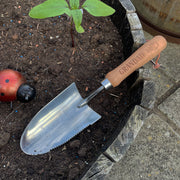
20,36,167,155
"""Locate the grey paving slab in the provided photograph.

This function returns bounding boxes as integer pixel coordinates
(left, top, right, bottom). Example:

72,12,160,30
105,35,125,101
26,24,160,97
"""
143,64,174,98
159,88,180,129
144,32,180,82
141,32,176,99
141,31,176,98
105,114,180,180
161,45,180,82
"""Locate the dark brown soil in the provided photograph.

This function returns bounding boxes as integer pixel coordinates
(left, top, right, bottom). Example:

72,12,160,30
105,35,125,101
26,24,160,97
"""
0,1,134,179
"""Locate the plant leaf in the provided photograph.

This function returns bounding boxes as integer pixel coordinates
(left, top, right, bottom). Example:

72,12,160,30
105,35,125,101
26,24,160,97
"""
76,25,85,33
29,0,70,19
69,0,79,9
64,8,71,17
71,9,84,33
82,0,115,17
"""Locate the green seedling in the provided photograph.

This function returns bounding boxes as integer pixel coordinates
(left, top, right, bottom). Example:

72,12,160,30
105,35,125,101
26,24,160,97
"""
29,0,115,47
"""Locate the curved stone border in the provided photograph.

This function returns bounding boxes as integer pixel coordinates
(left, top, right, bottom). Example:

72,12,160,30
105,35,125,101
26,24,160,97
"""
81,0,155,179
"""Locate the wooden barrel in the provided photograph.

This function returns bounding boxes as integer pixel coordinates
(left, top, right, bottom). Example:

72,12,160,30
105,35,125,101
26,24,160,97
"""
131,0,180,38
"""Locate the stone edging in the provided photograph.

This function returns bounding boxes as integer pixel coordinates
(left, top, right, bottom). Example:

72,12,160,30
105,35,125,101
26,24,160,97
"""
81,0,155,179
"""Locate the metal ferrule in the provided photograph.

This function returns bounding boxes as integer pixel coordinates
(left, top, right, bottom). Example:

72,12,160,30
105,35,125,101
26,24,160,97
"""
101,79,112,90
78,79,112,108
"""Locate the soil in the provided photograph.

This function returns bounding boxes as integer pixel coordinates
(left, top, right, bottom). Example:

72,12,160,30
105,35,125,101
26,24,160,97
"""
0,1,136,179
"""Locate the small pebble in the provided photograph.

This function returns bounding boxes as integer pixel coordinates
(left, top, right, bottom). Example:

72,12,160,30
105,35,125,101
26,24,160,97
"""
0,131,10,148
62,145,67,151
12,34,18,40
165,131,170,137
69,140,80,148
39,169,44,174
7,162,10,167
68,67,72,72
68,167,80,180
147,124,151,129
70,57,74,64
147,136,152,141
78,147,88,157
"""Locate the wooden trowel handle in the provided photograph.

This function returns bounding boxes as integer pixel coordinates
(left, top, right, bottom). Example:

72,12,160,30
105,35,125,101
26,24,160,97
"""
105,35,167,87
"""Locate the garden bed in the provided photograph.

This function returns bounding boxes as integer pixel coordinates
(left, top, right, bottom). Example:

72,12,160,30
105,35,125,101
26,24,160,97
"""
0,0,153,179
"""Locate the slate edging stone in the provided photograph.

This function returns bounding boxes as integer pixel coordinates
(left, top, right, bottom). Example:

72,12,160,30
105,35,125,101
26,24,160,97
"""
81,0,156,179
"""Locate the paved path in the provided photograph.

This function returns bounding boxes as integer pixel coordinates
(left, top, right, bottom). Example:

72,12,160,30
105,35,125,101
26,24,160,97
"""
105,31,180,180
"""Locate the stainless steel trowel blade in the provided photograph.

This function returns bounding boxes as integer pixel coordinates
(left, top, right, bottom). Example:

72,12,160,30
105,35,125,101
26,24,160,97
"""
20,83,101,155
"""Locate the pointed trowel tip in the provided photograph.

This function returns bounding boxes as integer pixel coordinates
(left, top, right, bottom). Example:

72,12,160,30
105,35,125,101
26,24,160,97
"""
20,130,46,155
20,133,33,155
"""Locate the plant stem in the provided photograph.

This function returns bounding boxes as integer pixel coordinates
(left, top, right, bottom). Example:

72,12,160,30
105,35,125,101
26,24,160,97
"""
70,19,74,47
